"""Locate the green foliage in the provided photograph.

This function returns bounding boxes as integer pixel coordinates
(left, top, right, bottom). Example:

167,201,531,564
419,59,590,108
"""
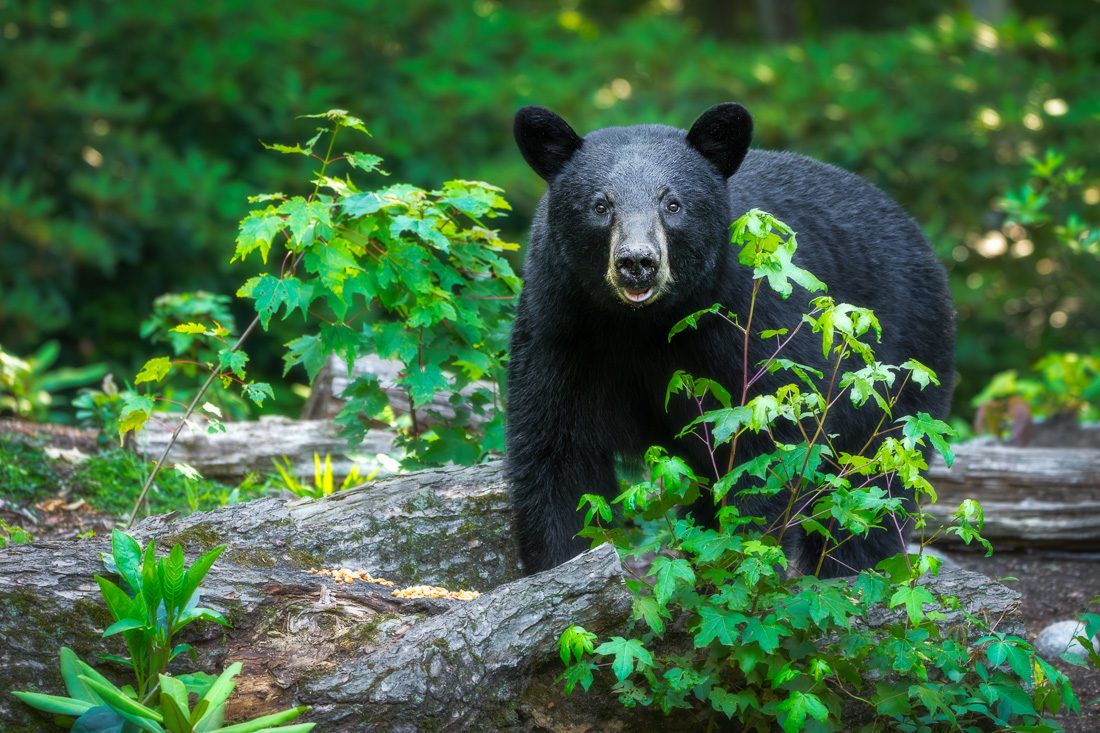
67,449,270,518
973,351,1100,437
0,342,106,421
12,530,313,732
973,150,1100,435
236,112,519,466
0,519,32,547
271,453,363,499
558,211,1077,730
0,435,60,504
2,4,1096,420
1000,149,1099,256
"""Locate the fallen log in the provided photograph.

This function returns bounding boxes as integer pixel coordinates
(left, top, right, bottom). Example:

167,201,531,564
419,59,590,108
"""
925,444,1100,548
132,410,1100,550
133,414,396,484
1,461,1024,731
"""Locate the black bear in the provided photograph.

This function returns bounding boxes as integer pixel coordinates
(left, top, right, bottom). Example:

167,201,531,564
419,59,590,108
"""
507,103,954,577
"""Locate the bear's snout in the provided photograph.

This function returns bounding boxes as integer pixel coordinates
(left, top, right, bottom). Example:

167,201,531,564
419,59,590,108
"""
614,244,659,284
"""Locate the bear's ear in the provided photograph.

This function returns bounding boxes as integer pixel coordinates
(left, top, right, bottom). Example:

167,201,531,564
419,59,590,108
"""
686,103,753,178
514,106,584,181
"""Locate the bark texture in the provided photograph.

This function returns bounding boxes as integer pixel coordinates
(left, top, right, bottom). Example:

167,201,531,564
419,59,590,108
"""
926,444,1100,548
135,414,1100,550
133,414,396,484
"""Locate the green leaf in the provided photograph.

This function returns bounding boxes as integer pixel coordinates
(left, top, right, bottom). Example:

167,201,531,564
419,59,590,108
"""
559,625,597,665
648,556,695,606
94,575,133,621
103,618,147,637
345,152,386,174
11,691,96,717
135,356,171,385
277,197,332,245
218,349,249,379
283,335,327,382
59,648,107,705
694,604,743,647
71,706,128,732
172,322,209,335
79,676,163,723
741,616,783,653
667,303,723,342
898,411,956,468
181,545,224,616
593,637,653,683
777,690,829,732
159,675,191,731
632,594,669,635
197,663,243,717
559,662,597,695
234,210,284,263
111,530,143,593
901,358,940,389
162,544,186,611
242,382,274,407
205,706,311,733
403,363,448,407
709,687,756,719
238,275,313,330
889,584,936,624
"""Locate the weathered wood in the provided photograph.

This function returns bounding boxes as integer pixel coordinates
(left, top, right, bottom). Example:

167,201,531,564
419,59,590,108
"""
135,461,519,590
925,443,1100,548
131,412,1100,550
133,414,395,483
1,460,1023,732
0,538,631,732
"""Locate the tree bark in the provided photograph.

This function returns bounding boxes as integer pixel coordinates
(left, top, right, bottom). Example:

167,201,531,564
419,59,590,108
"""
134,415,1100,549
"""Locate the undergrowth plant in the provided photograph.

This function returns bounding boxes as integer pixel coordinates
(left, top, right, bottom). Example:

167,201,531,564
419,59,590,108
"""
12,530,312,732
0,341,106,421
972,151,1100,436
117,110,519,523
558,210,1079,731
272,453,363,499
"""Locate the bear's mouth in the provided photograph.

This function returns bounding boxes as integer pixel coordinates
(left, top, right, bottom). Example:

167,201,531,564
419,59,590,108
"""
623,286,654,304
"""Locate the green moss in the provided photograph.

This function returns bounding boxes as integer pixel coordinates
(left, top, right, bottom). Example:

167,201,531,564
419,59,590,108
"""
159,523,223,551
0,436,60,504
285,548,327,569
226,547,277,568
66,449,274,520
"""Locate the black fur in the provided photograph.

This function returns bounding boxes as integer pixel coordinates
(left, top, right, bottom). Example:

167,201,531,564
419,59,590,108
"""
507,105,955,576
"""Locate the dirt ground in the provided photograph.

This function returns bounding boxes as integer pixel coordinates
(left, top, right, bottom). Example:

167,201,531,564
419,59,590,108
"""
948,548,1100,732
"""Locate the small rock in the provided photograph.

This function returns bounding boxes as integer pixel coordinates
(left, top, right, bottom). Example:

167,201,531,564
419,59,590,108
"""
1035,619,1099,659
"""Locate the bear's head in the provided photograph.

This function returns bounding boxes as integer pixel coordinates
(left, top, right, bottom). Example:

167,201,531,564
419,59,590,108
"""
514,103,752,314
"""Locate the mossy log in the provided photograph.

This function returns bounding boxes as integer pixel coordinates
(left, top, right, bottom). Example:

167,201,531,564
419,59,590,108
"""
131,412,1100,550
2,462,1023,731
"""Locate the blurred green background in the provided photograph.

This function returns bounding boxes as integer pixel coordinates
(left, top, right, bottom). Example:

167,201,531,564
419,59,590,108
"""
2,0,1098,421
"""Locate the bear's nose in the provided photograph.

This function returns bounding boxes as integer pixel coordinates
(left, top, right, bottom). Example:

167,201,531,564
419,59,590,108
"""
615,245,659,283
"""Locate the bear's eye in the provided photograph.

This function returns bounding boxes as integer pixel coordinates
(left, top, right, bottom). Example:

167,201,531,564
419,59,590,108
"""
594,202,609,216
665,201,681,214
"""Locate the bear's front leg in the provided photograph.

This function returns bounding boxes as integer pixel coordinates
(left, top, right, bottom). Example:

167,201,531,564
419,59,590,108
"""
506,429,617,574
505,378,618,574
